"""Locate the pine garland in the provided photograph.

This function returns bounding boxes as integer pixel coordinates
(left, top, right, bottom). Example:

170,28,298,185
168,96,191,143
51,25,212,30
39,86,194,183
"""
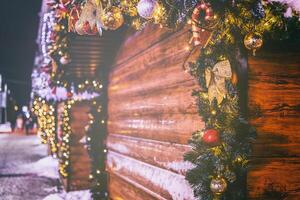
184,1,299,199
85,96,109,199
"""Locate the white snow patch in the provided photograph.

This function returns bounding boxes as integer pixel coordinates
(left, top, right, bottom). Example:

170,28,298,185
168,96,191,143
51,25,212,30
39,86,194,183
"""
19,156,59,179
107,142,129,154
43,190,92,200
157,160,194,174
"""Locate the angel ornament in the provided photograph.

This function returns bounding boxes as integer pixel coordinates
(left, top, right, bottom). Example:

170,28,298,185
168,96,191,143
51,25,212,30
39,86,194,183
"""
205,60,232,105
75,0,105,35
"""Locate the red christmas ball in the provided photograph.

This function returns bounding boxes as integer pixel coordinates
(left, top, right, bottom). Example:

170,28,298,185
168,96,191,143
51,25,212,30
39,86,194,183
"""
202,129,220,145
67,92,73,98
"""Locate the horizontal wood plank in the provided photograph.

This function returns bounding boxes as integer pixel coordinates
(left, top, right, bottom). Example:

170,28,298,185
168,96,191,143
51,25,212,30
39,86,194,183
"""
248,158,300,200
108,114,203,144
107,134,192,175
109,173,159,200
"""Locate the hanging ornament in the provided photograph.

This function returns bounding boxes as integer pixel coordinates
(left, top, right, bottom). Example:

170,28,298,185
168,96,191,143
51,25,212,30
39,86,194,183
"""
210,176,228,199
75,0,104,35
68,6,81,32
60,55,71,65
190,2,215,46
202,129,220,145
100,6,124,30
137,0,158,19
205,60,232,105
244,32,263,56
120,0,138,16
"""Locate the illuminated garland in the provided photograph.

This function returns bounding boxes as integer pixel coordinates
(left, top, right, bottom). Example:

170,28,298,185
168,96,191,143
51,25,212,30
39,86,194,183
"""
184,1,299,199
32,97,58,157
59,99,74,178
85,96,108,199
55,79,103,94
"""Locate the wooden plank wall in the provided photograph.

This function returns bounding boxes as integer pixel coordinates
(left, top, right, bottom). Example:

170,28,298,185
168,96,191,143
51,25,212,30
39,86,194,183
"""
107,24,300,199
248,48,300,199
107,24,204,200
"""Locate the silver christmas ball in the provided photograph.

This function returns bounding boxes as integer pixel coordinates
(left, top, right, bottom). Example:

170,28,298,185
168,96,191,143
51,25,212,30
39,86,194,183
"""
137,0,158,19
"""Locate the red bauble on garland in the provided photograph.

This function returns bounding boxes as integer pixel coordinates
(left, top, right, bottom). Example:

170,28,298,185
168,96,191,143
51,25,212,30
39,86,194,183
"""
202,129,220,145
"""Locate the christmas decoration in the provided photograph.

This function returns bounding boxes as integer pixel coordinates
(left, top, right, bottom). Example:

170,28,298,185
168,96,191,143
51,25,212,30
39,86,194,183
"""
152,2,167,25
59,55,71,65
137,0,158,19
59,99,74,178
75,0,104,35
131,18,144,30
210,177,227,198
68,5,81,32
32,97,58,157
202,129,220,145
100,6,124,30
244,32,263,55
85,96,109,199
189,2,216,46
205,60,232,105
120,0,139,16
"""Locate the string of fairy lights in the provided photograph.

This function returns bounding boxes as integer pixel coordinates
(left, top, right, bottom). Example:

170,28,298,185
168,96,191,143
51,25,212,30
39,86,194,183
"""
59,99,74,178
85,97,109,199
32,97,58,157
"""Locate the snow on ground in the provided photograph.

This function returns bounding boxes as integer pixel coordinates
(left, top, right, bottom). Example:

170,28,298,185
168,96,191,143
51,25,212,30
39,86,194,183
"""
21,154,92,200
18,156,59,179
0,134,92,200
43,190,92,200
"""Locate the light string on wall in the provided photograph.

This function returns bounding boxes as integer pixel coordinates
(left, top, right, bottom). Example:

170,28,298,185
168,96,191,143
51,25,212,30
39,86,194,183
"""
59,99,74,178
32,97,58,157
85,96,109,199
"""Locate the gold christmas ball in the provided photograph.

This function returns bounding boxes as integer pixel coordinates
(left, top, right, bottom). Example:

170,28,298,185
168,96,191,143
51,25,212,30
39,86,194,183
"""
244,32,263,55
210,177,227,195
101,6,124,30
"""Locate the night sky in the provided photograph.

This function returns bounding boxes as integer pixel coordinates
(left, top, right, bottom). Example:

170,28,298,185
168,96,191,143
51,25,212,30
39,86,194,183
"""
0,1,42,106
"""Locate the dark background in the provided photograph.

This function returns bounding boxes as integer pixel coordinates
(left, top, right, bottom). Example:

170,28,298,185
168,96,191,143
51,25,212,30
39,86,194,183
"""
0,1,41,106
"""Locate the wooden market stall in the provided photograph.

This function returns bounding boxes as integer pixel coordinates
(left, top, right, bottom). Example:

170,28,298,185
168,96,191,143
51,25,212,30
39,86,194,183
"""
33,1,300,199
106,24,300,199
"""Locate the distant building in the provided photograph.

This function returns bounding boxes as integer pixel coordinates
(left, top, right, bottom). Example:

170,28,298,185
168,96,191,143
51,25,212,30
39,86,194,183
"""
0,74,12,133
